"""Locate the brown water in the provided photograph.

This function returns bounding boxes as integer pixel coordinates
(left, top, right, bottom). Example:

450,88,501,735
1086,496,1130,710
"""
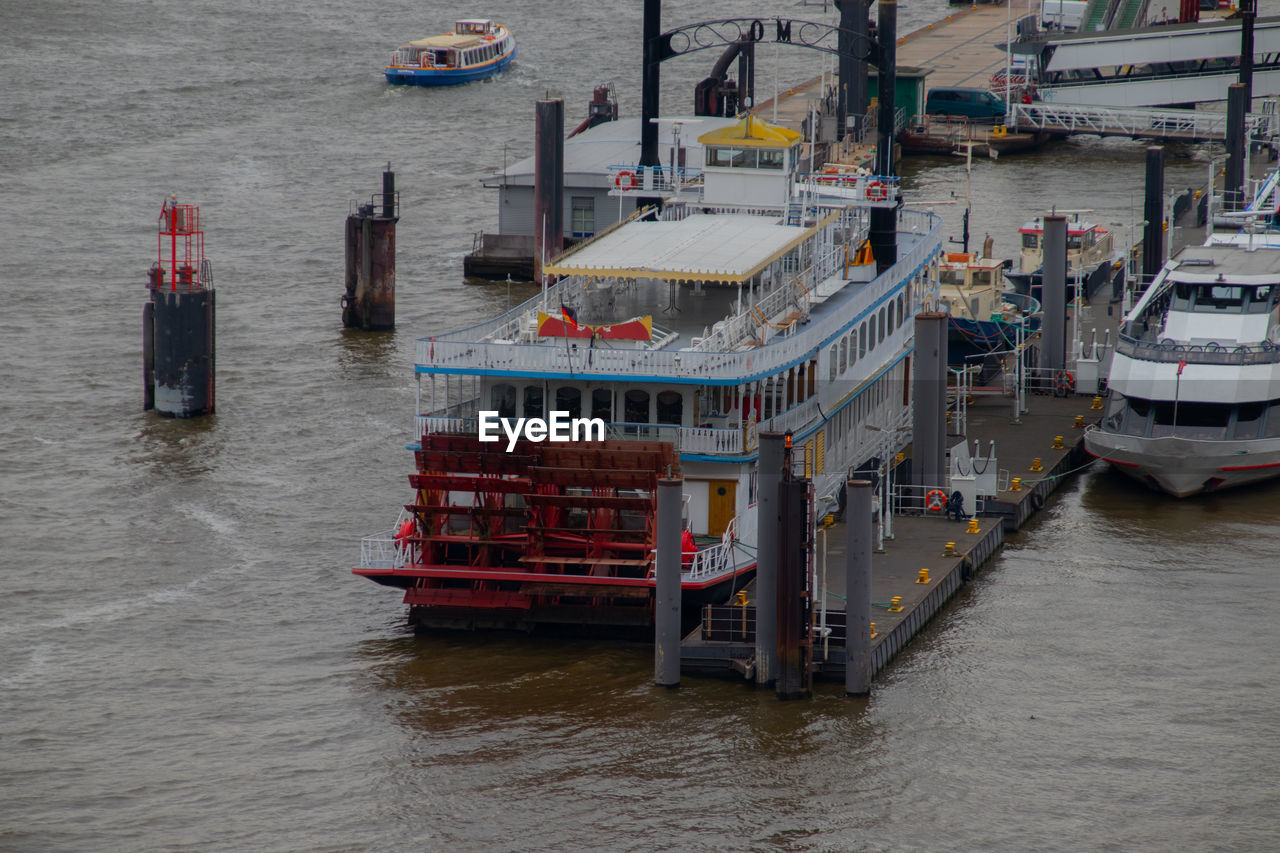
2,0,1277,849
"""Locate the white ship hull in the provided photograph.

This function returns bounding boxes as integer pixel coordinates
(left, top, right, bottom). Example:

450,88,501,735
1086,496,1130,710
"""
1085,428,1280,497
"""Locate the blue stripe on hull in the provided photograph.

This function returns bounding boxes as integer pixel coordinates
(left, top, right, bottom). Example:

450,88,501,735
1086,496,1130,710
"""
385,48,515,86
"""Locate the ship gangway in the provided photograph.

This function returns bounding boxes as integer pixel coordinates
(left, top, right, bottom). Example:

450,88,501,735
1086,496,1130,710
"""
1006,101,1280,145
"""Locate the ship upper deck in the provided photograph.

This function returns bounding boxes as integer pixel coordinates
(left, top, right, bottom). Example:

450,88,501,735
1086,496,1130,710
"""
416,204,942,386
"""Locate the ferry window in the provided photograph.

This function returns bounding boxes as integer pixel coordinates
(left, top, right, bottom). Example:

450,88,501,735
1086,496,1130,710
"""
523,385,544,419
847,331,856,366
879,307,887,341
1067,234,1083,250
757,149,785,170
1122,397,1151,436
625,389,650,423
887,301,895,332
897,294,905,328
1234,403,1265,440
829,346,837,381
491,384,517,419
1248,285,1274,313
1265,402,1280,438
1172,282,1194,310
1022,233,1038,250
1202,285,1244,311
859,323,868,358
840,337,848,372
657,391,683,425
940,269,965,286
592,388,612,421
708,147,747,168
556,387,582,419
571,197,595,238
1154,402,1230,440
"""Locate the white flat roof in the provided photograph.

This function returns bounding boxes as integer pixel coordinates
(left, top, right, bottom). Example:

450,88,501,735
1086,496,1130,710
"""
543,213,817,284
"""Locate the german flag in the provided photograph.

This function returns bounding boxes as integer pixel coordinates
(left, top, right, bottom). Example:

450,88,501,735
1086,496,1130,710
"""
560,302,579,330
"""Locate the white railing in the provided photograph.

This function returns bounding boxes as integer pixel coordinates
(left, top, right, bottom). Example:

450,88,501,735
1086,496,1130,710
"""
684,508,759,582
359,508,411,569
1010,103,1280,142
605,164,704,196
414,210,942,384
416,415,746,455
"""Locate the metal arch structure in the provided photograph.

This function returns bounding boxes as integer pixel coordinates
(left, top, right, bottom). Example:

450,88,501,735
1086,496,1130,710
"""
654,18,878,64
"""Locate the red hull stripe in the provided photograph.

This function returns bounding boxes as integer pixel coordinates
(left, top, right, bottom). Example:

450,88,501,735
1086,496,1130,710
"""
1219,461,1280,471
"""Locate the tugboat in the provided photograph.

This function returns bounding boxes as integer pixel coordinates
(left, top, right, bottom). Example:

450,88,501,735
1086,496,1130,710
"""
353,115,943,633
385,19,515,86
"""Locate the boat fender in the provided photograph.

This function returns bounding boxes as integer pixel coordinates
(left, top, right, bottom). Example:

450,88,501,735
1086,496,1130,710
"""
615,170,636,191
865,180,888,202
925,489,947,512
1030,492,1044,512
1053,370,1075,397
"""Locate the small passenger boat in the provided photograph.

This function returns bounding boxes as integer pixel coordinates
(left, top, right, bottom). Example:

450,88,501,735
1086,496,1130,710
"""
936,251,1040,364
385,19,515,86
1005,216,1118,303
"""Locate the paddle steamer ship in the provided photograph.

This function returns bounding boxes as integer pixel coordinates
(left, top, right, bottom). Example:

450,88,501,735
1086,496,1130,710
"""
354,116,943,632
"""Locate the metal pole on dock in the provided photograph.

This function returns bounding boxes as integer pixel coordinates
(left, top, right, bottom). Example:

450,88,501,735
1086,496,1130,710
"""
534,99,565,287
1226,84,1247,211
654,477,683,688
844,479,873,697
1042,215,1067,373
640,0,661,171
755,431,785,687
776,474,812,701
911,312,947,488
342,167,399,331
1142,148,1165,284
869,0,898,274
834,0,869,141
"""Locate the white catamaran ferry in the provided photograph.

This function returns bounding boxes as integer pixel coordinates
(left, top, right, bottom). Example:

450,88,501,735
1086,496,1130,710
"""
354,115,943,633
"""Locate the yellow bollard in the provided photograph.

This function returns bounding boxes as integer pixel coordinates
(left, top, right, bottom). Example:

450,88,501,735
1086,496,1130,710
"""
1073,415,1085,429
1030,457,1043,472
895,452,905,464
734,591,748,606
1091,395,1104,410
966,517,980,534
887,595,903,612
944,541,957,556
1011,477,1022,491
870,621,878,639
823,513,835,528
917,568,931,584
1052,435,1064,449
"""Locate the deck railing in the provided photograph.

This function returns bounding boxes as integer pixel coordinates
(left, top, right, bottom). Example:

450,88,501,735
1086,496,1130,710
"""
416,415,746,455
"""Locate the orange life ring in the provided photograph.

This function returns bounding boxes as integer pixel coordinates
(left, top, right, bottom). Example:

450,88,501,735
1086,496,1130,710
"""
866,181,888,202
615,170,636,191
925,489,948,512
1054,371,1076,397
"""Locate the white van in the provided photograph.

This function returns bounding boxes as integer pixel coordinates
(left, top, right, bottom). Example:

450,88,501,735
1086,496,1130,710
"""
1040,0,1087,31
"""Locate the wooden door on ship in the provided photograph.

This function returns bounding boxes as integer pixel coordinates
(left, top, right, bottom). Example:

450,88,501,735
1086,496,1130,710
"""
707,480,736,537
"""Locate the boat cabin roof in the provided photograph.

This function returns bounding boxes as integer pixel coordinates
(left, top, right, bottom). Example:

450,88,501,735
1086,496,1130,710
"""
1018,220,1101,236
1167,243,1280,282
698,114,802,150
941,252,1005,270
542,212,823,284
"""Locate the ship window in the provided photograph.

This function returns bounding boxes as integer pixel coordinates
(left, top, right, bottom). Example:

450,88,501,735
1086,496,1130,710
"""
592,388,612,421
571,197,595,238
897,294,905,328
491,384,517,419
1121,397,1151,436
1265,402,1280,437
656,391,683,425
829,346,837,381
1067,234,1083,250
757,149,785,170
859,322,868,358
556,387,582,419
1022,233,1039,250
940,268,965,286
1234,403,1265,440
879,307,887,341
847,330,856,366
523,385,544,419
707,147,753,168
1171,282,1194,310
839,337,848,372
625,389,650,423
1151,401,1229,439
1200,285,1244,312
1247,285,1274,313
887,301,895,332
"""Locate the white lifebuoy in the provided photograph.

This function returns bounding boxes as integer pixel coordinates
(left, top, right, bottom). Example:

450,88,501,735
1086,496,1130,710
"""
865,181,888,202
615,170,636,191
